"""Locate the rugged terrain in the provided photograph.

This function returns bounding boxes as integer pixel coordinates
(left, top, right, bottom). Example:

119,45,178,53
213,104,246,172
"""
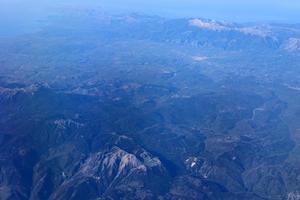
1,8,300,200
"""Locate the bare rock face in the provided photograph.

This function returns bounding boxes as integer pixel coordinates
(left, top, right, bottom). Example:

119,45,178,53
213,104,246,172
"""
1,10,300,200
47,147,166,200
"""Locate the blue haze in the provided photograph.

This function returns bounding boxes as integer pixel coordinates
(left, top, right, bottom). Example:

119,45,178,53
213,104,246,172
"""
1,0,300,22
99,0,300,23
0,0,300,35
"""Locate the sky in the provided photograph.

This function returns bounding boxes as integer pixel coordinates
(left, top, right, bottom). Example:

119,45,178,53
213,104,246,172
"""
98,0,300,22
1,0,300,24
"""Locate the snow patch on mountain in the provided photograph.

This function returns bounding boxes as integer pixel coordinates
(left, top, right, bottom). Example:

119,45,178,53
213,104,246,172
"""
283,38,300,52
189,19,229,31
288,192,300,200
0,84,38,99
189,18,273,38
53,119,85,129
192,56,209,62
238,26,271,37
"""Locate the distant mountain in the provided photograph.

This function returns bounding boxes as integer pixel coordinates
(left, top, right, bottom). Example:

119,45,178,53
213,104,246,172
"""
57,12,300,52
1,10,300,200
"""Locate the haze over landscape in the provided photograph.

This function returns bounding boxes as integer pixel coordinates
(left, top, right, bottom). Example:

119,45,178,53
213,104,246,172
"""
2,0,300,27
1,1,300,200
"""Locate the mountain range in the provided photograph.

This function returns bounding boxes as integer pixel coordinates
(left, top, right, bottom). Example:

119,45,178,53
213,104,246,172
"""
1,9,300,200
